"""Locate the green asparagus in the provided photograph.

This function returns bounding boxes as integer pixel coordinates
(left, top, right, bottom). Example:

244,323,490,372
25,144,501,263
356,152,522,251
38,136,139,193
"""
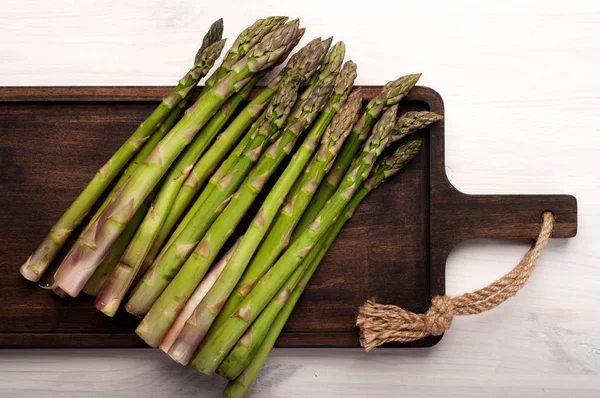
209,79,361,339
223,141,423,395
19,19,224,283
166,54,352,365
295,73,421,234
190,105,398,374
54,21,299,297
94,78,260,317
140,32,320,275
136,65,337,348
126,76,301,319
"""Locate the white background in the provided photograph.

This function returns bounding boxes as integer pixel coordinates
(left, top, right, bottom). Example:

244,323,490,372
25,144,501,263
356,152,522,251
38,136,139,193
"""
1,1,599,397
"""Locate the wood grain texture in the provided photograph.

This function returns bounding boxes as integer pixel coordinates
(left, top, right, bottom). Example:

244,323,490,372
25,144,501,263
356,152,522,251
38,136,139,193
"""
0,1,599,397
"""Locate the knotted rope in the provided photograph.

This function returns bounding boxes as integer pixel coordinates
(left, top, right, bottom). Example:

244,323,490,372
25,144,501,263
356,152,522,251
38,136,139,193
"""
356,211,555,351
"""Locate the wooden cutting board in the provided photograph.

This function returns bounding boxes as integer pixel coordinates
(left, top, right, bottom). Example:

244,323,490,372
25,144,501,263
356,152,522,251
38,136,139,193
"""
0,86,577,348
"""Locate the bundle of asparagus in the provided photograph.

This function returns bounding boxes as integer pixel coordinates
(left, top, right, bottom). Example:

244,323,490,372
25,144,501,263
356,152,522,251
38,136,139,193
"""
19,15,442,398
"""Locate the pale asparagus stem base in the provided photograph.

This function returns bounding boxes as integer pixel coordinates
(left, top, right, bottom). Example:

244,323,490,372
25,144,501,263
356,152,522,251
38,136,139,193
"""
161,239,241,356
222,141,423,391
93,77,260,317
55,21,300,297
189,105,399,375
295,73,421,235
126,77,301,320
142,33,324,274
211,84,361,335
81,201,150,296
81,93,194,296
145,65,339,358
18,23,224,283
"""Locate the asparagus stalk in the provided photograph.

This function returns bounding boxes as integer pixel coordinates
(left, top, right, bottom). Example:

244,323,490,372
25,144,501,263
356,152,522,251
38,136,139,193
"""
190,105,399,375
223,141,422,395
19,19,224,283
136,64,337,348
128,35,326,314
295,74,421,234
81,202,150,296
220,141,423,384
125,77,301,318
94,78,260,317
222,241,324,398
165,55,351,364
87,89,196,237
212,83,361,334
201,16,288,93
217,248,308,380
160,238,241,352
154,36,328,256
54,21,299,297
46,91,191,296
141,32,319,274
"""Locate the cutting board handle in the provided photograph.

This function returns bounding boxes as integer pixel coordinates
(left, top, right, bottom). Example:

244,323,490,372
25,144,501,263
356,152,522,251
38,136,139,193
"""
437,190,578,242
429,179,578,301
424,92,578,303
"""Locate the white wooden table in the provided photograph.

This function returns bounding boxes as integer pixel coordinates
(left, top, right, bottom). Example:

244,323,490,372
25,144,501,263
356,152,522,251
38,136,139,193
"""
1,1,599,397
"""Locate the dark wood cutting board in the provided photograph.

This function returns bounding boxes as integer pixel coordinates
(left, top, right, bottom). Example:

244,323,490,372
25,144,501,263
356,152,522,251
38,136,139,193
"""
0,86,577,348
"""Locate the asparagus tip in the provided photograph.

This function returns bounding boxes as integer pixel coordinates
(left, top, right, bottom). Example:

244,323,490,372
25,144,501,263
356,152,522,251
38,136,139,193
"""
392,110,443,142
198,18,225,55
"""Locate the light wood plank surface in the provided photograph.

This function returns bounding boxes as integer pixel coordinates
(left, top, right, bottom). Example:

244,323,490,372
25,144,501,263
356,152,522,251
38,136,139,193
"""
1,0,599,396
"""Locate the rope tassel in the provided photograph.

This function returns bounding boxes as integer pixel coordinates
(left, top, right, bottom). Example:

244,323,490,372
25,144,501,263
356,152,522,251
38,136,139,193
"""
357,211,555,352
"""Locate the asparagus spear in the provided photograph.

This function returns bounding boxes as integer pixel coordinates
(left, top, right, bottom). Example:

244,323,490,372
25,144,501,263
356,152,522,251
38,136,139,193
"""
217,248,308,380
19,19,224,283
212,84,361,333
45,90,192,296
160,238,241,352
82,202,150,296
86,89,196,238
140,32,319,275
153,36,328,256
390,111,443,144
295,73,421,234
127,36,326,315
94,78,260,317
126,77,301,318
190,105,398,374
136,64,337,348
223,141,422,395
220,141,423,383
165,54,351,364
54,21,299,297
201,16,288,93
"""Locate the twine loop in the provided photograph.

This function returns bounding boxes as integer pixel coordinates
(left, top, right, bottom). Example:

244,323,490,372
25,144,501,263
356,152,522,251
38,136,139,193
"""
357,211,555,351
